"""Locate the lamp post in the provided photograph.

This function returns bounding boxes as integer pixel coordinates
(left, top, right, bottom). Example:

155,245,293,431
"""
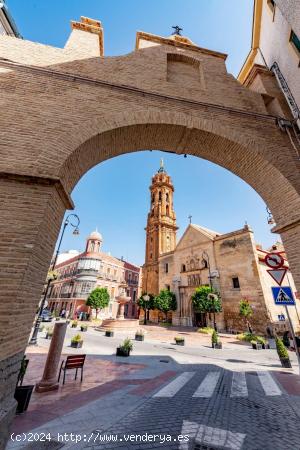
202,251,217,331
143,294,150,325
29,214,80,345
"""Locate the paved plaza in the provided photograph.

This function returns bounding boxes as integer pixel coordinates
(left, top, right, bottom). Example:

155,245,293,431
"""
6,324,300,450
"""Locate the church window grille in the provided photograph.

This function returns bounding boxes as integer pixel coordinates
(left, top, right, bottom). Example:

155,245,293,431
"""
181,264,186,272
166,205,170,216
232,277,240,289
165,263,169,273
159,191,162,201
166,192,169,202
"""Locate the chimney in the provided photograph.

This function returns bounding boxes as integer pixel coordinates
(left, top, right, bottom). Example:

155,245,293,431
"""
65,16,104,58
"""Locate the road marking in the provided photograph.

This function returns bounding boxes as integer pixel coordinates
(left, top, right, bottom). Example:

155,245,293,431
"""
257,371,282,396
192,371,220,398
230,372,248,397
179,420,246,450
153,371,195,397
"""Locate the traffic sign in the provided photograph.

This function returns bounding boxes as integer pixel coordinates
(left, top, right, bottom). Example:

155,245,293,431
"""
278,314,285,321
265,252,284,269
267,268,287,286
272,286,295,305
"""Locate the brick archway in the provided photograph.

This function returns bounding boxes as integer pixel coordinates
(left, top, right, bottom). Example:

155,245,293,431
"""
0,20,300,443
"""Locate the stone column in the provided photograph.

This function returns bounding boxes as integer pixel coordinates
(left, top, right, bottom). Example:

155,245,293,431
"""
35,322,67,392
117,303,125,320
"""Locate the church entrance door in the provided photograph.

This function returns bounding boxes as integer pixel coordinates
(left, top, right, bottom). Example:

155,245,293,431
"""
194,312,207,328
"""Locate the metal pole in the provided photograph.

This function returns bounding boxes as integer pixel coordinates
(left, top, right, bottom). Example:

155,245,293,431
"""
284,304,300,374
29,214,79,345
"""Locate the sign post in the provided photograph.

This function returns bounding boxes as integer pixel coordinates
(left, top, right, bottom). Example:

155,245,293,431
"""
284,304,300,374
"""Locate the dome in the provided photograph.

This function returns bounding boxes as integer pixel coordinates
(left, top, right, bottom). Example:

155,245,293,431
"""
88,229,102,241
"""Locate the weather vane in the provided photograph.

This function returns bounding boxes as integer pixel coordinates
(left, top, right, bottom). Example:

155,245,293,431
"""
188,215,192,224
172,25,183,36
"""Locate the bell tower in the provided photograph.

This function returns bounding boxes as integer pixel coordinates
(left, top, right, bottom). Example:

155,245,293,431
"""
142,159,178,294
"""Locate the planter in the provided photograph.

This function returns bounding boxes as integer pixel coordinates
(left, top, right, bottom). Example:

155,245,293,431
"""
80,327,88,332
262,343,270,350
175,340,185,346
135,335,144,341
45,333,52,340
116,347,130,357
71,324,77,328
280,357,292,368
55,318,60,321
212,342,222,349
71,341,83,348
105,331,114,337
252,343,262,350
14,385,34,414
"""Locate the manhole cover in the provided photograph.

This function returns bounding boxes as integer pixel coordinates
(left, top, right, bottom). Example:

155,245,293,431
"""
23,441,64,449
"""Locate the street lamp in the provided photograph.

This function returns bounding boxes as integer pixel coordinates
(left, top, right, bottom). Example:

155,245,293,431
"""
143,294,150,325
202,251,217,331
29,213,80,345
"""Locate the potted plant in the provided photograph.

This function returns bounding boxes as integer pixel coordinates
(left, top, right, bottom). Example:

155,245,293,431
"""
256,336,268,349
14,355,34,414
116,338,133,357
276,337,292,368
45,327,53,339
71,320,78,328
38,324,45,333
251,339,262,350
135,330,145,341
105,329,114,337
71,334,83,348
212,330,222,349
80,324,88,332
174,336,185,346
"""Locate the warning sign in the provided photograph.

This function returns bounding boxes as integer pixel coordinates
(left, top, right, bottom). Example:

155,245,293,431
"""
272,286,295,305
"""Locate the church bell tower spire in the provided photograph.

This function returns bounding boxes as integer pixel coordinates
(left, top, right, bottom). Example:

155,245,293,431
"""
142,161,178,294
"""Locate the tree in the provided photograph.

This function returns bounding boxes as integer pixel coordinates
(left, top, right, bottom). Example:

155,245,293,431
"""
191,286,222,326
86,287,110,318
153,289,177,320
137,293,155,311
239,299,253,334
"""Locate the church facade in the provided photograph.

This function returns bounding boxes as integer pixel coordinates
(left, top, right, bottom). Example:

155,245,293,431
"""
142,164,299,334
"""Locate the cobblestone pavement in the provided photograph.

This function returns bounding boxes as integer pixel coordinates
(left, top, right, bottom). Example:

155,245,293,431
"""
7,326,300,450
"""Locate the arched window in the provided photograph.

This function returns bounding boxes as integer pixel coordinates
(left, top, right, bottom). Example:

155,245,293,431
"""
181,264,186,272
166,192,169,202
152,193,155,203
202,259,208,269
190,259,195,270
159,191,162,201
166,205,170,216
90,241,95,252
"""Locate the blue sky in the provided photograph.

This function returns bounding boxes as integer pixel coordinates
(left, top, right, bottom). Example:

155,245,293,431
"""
7,0,278,266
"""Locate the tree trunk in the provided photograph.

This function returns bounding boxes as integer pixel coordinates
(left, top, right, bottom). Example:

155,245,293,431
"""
95,308,98,319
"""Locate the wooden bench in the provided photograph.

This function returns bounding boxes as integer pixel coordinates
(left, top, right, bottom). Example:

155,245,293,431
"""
58,355,86,385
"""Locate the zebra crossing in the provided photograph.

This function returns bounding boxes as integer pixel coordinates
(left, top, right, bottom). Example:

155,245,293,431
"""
153,370,282,399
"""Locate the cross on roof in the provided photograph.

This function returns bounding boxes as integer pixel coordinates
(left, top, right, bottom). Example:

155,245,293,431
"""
172,25,183,36
188,215,192,224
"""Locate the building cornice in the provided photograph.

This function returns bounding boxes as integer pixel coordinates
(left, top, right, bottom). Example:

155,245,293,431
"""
238,0,263,84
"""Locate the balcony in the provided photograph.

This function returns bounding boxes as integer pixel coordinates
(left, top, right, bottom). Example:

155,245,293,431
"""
60,293,72,298
127,279,138,286
76,268,98,276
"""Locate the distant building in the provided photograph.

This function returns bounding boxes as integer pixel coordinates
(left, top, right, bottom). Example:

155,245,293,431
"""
0,1,21,37
238,0,300,127
47,230,141,319
142,163,299,334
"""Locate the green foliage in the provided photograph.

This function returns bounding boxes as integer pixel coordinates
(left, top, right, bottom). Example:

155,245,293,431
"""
71,320,78,327
71,333,83,344
86,287,110,318
276,337,289,359
239,299,253,319
137,293,155,310
154,290,177,317
198,327,215,335
191,286,221,313
212,330,219,344
159,322,173,327
236,332,256,342
255,336,266,345
120,338,133,352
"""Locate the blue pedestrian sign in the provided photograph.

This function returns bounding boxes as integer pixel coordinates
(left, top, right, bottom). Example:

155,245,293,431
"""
272,286,295,305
